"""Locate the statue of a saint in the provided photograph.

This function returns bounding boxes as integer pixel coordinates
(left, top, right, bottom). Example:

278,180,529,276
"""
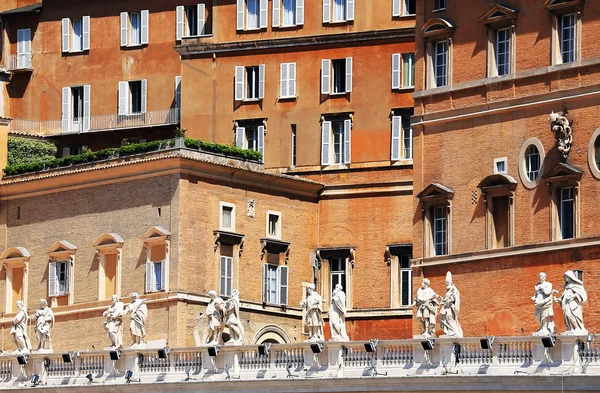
224,289,245,345
413,278,439,338
31,299,54,352
103,294,124,349
300,286,324,341
329,284,349,342
123,292,148,347
439,272,463,338
554,270,588,335
205,290,225,345
532,272,557,336
10,300,31,353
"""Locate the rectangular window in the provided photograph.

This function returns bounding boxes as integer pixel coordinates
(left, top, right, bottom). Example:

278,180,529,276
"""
496,28,510,76
402,116,412,159
330,257,346,297
321,118,351,165
434,0,446,10
153,261,163,291
62,85,90,133
247,0,259,29
265,263,278,303
220,256,233,297
561,14,576,64
186,6,198,36
279,62,297,98
282,0,296,26
220,202,235,231
494,157,507,174
574,270,583,282
332,59,346,94
145,259,165,293
120,10,148,47
238,0,267,30
57,261,68,295
71,86,83,130
263,264,288,305
246,127,258,151
235,65,265,101
399,254,412,306
129,80,143,114
118,80,147,116
72,19,83,52
321,58,352,95
332,121,344,164
323,0,353,23
333,0,346,21
434,41,448,87
16,29,31,69
267,211,282,238
433,206,447,256
559,187,574,240
62,17,90,53
234,123,264,161
402,53,415,88
130,13,141,46
291,125,297,167
49,261,70,297
177,4,207,39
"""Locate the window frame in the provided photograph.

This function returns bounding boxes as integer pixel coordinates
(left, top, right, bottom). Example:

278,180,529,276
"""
93,234,123,301
0,248,30,314
219,202,236,232
558,186,575,240
273,0,304,28
433,0,446,11
234,120,265,162
417,184,454,258
434,40,448,88
279,62,297,99
321,116,352,166
219,255,233,297
46,241,77,307
329,257,347,298
494,157,508,174
266,210,282,240
141,227,171,294
391,110,414,161
518,138,545,189
323,0,354,24
235,64,265,102
392,0,416,16
120,10,149,47
550,10,581,66
61,84,91,133
62,17,90,53
118,79,147,116
321,58,353,96
262,263,289,305
237,0,268,30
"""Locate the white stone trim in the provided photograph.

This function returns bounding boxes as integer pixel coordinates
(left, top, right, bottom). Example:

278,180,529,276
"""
518,137,545,189
219,201,237,232
266,210,282,240
588,127,600,179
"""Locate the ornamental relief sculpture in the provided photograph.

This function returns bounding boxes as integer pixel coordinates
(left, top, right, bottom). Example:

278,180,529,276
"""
549,111,573,160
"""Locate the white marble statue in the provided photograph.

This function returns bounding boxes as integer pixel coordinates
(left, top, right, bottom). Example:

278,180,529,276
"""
10,300,31,353
439,272,463,338
224,289,245,345
413,278,439,338
31,299,54,353
206,290,225,345
300,286,324,341
103,294,124,349
532,272,557,336
123,292,148,347
329,284,349,342
554,270,588,335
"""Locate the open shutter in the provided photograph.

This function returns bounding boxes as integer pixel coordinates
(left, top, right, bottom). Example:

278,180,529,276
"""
258,64,265,99
62,18,70,52
82,16,90,50
345,57,353,92
236,0,244,30
321,121,331,165
176,6,184,40
392,0,401,16
120,12,128,47
64,262,71,294
258,125,265,161
392,54,401,89
262,264,268,303
48,262,58,297
323,0,331,23
118,81,129,115
83,85,91,131
296,0,304,25
161,261,166,292
145,262,155,293
141,10,149,44
343,119,351,164
278,266,288,305
321,59,331,95
260,0,268,28
272,0,280,27
280,63,288,98
346,0,355,20
197,4,206,35
391,115,401,161
220,256,227,295
235,66,245,101
226,258,232,296
22,30,31,68
62,87,70,133
289,63,296,96
141,79,147,113
175,76,181,109
235,127,245,148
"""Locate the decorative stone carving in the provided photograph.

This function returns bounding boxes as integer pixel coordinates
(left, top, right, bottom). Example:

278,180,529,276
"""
11,301,31,353
205,290,225,345
32,299,54,353
439,272,463,338
329,284,349,342
224,289,245,345
549,111,573,160
299,286,324,342
123,292,148,347
413,278,439,338
247,199,255,218
532,272,557,336
103,295,124,349
554,270,588,335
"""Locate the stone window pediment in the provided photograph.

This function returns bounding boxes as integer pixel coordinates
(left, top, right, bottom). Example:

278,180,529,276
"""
543,0,583,13
46,240,77,260
141,226,171,243
477,173,518,195
316,246,356,268
213,230,244,254
419,17,456,39
260,238,290,263
480,4,518,26
542,162,583,186
417,182,454,205
0,247,30,268
93,233,124,253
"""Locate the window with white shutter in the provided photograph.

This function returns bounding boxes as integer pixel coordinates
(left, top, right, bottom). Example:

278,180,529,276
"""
120,12,129,47
392,54,401,90
235,121,265,162
48,262,58,297
61,87,71,132
235,65,265,101
83,85,91,131
391,116,401,161
279,62,296,99
145,261,155,293
321,59,331,95
324,0,353,23
82,16,90,50
118,80,146,115
278,266,288,305
175,76,181,109
343,119,351,164
345,57,353,93
392,109,414,160
140,10,149,45
16,29,31,69
273,0,303,27
263,263,289,305
322,116,352,166
402,53,415,88
62,19,70,52
220,256,233,297
321,121,331,165
323,58,351,96
178,4,208,39
238,0,266,30
120,10,148,46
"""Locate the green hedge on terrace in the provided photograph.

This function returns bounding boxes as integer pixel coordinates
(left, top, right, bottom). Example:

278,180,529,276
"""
7,137,57,166
4,138,262,177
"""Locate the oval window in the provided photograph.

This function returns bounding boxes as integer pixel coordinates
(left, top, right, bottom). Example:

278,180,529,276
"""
525,145,541,182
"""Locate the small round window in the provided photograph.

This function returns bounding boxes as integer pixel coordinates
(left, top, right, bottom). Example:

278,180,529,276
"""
594,136,600,170
525,145,541,182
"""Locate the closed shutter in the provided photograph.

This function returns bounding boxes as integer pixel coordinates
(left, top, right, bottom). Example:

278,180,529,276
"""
61,87,70,133
280,63,288,98
345,57,353,92
140,79,147,113
323,0,331,23
82,16,90,50
258,64,265,99
118,81,129,115
272,0,280,27
258,125,265,161
62,147,71,157
321,121,331,165
235,66,245,101
22,30,31,68
392,0,401,16
62,18,70,52
219,256,226,295
141,10,149,44
259,0,268,28
392,54,401,89
391,115,401,161
321,59,331,95
278,266,288,305
145,261,155,293
175,76,182,109
289,63,296,97
64,262,71,295
346,0,354,20
262,264,268,303
120,12,128,47
83,85,91,131
235,126,245,148
343,119,351,164
197,4,206,35
176,6,184,40
48,262,58,297
296,0,304,25
236,0,245,30
226,258,232,296
160,261,166,292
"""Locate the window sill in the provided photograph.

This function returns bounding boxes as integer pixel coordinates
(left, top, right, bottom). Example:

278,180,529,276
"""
122,44,146,49
391,158,413,166
324,20,353,25
238,27,265,32
393,14,416,18
322,164,349,170
265,234,282,241
274,24,302,30
278,95,297,101
181,34,213,39
242,98,261,103
432,8,447,12
328,92,349,97
394,86,415,91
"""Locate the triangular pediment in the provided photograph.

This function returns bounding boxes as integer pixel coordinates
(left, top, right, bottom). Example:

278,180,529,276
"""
542,162,583,180
416,182,454,200
480,4,519,24
141,226,171,241
46,240,77,254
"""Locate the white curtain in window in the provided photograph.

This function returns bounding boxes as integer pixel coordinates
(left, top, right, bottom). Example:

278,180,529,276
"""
130,14,140,45
247,0,259,29
333,0,345,21
72,19,83,52
282,0,296,26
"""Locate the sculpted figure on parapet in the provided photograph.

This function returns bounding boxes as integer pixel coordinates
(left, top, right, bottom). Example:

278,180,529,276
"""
300,286,325,342
532,272,557,336
205,290,225,345
329,284,349,342
123,292,148,348
103,294,124,349
32,299,54,353
11,300,31,353
225,289,245,345
439,272,463,338
555,270,588,335
413,278,439,338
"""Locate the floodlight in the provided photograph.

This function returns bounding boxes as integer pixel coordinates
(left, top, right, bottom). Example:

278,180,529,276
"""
541,336,556,348
109,350,121,361
258,343,272,356
16,355,28,365
86,374,94,383
480,336,495,350
421,339,434,351
30,374,40,386
452,343,461,355
207,346,219,357
286,362,298,378
124,370,134,383
62,352,74,363
364,339,379,353
43,358,51,368
157,347,170,359
577,340,586,351
310,342,323,354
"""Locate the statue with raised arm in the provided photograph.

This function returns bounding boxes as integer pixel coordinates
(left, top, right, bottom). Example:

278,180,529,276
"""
300,286,324,341
554,270,588,335
103,294,124,349
532,272,557,336
439,272,463,338
413,278,439,338
31,299,54,352
10,300,31,353
123,292,147,347
224,289,245,345
329,284,349,342
206,290,225,345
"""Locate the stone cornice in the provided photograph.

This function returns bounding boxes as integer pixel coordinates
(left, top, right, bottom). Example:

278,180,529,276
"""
176,28,415,57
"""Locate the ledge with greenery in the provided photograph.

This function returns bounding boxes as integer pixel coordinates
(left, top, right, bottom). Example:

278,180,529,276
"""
4,137,263,177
